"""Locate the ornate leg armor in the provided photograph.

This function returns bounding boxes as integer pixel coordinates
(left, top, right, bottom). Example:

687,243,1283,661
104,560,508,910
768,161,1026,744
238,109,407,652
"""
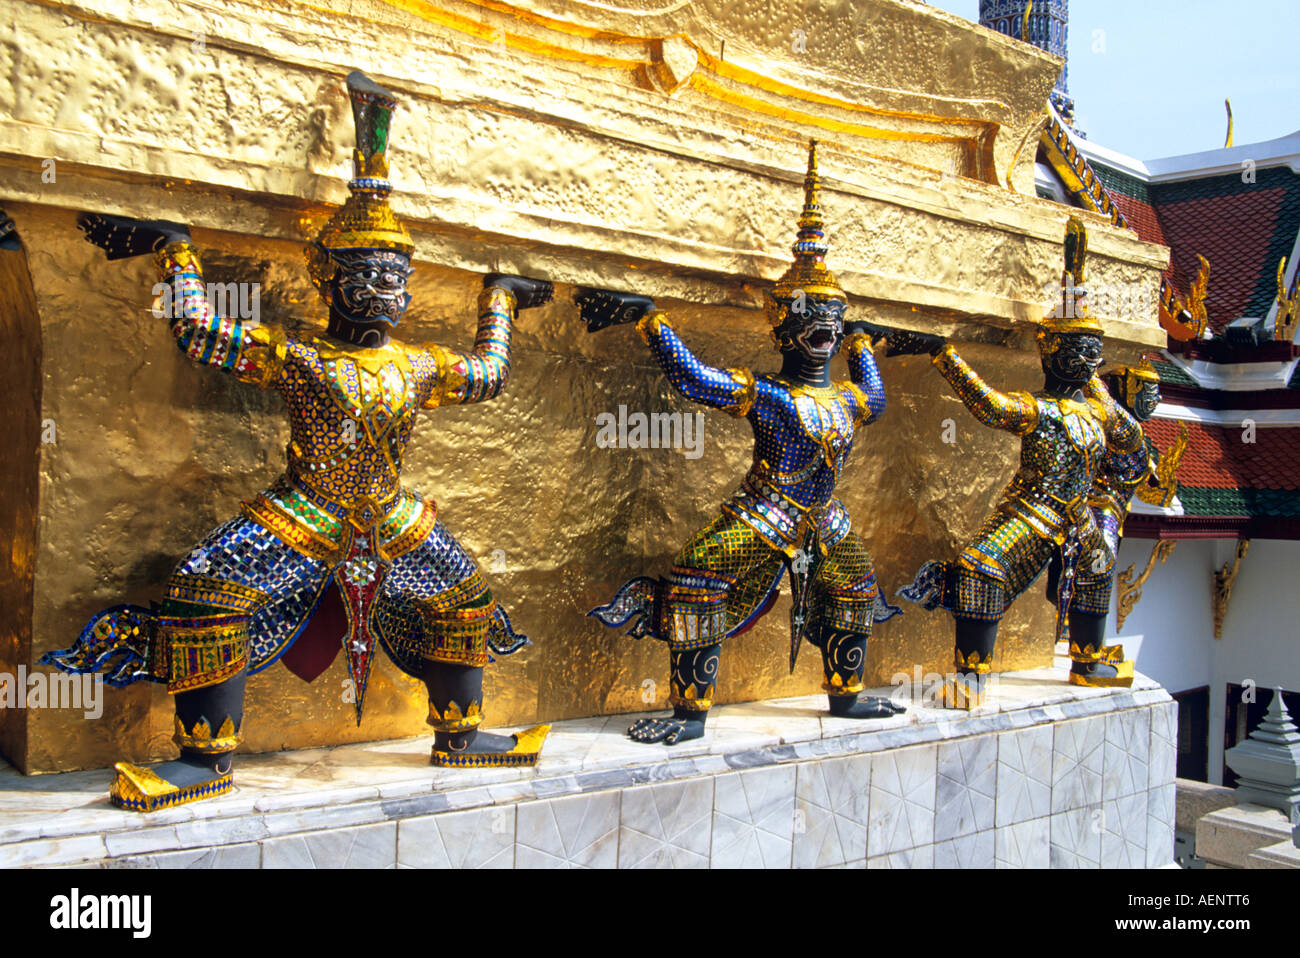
662,566,736,650
376,519,548,767
810,532,904,718
422,596,549,768
623,516,775,745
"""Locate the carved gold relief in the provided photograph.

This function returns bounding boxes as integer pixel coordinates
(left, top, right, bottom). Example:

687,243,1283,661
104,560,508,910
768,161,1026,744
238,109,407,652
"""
1115,539,1176,632
1213,539,1250,640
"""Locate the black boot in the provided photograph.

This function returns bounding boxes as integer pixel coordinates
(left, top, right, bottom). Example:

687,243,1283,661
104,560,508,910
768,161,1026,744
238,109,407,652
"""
942,617,999,709
1066,610,1133,687
425,662,549,768
628,643,720,745
109,670,246,812
817,627,905,718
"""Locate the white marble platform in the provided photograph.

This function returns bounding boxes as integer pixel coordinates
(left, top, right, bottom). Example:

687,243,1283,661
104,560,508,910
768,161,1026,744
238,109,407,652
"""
0,657,1176,868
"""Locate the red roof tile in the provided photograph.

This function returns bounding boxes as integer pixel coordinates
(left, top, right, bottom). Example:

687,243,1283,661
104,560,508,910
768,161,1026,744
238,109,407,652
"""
1144,417,1300,493
1154,188,1287,333
1111,192,1167,250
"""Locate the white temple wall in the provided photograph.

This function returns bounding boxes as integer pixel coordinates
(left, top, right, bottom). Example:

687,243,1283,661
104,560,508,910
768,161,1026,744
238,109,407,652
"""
1114,536,1300,784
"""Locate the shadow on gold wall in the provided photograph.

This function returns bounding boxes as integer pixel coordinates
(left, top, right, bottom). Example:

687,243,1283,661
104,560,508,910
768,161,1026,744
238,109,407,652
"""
0,229,41,769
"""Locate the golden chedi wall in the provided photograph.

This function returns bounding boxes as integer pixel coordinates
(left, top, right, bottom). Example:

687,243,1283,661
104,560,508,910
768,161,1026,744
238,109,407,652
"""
0,0,1169,772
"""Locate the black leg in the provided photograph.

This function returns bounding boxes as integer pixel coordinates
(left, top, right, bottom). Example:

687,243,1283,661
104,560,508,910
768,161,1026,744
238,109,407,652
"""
627,643,720,745
818,627,905,718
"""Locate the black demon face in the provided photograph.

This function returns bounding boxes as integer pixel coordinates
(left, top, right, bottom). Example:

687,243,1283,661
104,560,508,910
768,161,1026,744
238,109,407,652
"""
1132,380,1161,422
1041,332,1103,386
778,296,846,362
328,249,413,327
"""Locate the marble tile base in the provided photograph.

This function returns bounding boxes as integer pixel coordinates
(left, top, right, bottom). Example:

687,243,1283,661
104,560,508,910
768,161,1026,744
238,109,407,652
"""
0,658,1176,868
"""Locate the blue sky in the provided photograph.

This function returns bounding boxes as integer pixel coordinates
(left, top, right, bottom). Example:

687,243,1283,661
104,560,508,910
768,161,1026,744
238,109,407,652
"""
928,1,1300,161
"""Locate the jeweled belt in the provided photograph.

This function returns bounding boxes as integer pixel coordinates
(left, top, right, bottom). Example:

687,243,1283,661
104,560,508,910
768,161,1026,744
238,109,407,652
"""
288,476,401,529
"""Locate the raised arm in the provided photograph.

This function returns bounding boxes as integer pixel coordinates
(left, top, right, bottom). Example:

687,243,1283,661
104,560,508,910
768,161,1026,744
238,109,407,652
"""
423,274,551,409
1084,375,1145,456
636,312,756,417
841,331,886,425
425,286,514,407
78,213,286,389
154,241,286,388
933,344,1038,435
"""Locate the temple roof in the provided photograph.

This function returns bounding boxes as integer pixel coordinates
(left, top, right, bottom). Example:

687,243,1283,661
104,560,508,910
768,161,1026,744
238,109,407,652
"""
1019,48,1300,538
1078,131,1300,340
1098,164,1300,334
1127,354,1300,539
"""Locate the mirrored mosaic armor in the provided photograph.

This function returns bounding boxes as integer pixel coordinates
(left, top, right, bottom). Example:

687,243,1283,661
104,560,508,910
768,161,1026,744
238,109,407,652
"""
141,240,524,703
587,141,905,745
1071,363,1160,637
900,218,1144,705
42,71,551,811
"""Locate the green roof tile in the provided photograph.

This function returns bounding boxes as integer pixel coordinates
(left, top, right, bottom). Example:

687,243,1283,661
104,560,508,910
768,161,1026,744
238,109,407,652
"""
1150,359,1198,387
1177,486,1300,518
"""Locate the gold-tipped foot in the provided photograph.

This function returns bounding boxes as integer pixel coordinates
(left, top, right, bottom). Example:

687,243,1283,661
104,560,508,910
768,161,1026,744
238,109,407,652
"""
1099,644,1126,666
1068,659,1135,688
937,677,985,710
109,762,233,813
430,724,551,768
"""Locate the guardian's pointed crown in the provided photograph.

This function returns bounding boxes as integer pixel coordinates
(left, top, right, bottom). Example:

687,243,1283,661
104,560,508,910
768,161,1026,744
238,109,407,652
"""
306,71,415,294
1042,216,1105,335
768,139,847,325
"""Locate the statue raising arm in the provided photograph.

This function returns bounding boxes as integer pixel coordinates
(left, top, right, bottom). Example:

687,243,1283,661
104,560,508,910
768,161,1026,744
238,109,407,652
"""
78,213,286,389
840,324,886,426
933,343,1039,436
575,288,756,417
423,273,552,408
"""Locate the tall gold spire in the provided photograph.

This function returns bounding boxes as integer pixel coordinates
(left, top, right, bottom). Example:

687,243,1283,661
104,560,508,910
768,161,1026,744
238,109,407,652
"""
769,138,846,325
